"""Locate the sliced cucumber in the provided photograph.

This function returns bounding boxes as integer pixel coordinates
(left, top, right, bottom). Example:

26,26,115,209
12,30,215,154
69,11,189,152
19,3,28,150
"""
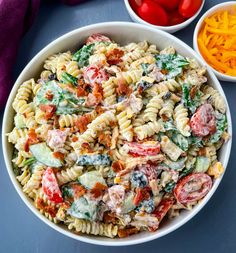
121,192,135,214
68,197,97,221
29,142,62,168
194,156,210,173
78,171,107,189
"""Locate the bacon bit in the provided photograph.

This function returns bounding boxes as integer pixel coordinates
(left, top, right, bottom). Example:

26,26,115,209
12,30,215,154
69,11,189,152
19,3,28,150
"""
93,82,103,100
118,227,139,238
86,83,103,106
23,112,27,118
24,140,30,152
161,114,169,122
95,106,105,116
108,150,113,157
161,69,168,75
72,136,78,142
190,86,198,99
45,90,54,101
24,128,39,152
36,198,57,218
28,128,38,143
53,151,65,160
98,131,111,148
103,212,117,224
77,86,87,97
39,104,57,120
198,147,206,156
81,142,94,153
53,115,60,128
112,160,125,173
116,79,132,96
109,121,117,127
90,182,108,198
77,79,89,97
75,114,92,133
72,184,86,199
133,187,151,206
106,48,124,65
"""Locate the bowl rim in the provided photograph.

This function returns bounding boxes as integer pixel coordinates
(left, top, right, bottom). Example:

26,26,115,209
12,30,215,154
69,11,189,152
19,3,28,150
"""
124,0,205,31
193,1,236,82
2,21,232,246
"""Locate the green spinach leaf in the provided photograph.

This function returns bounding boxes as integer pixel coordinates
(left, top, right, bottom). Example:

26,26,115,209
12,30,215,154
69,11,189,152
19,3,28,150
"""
61,72,78,86
155,54,189,79
72,43,95,68
182,83,201,114
209,113,227,143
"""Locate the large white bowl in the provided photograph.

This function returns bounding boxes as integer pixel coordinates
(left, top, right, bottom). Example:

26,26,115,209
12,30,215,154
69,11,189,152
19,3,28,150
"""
2,22,232,246
193,1,236,82
124,0,205,34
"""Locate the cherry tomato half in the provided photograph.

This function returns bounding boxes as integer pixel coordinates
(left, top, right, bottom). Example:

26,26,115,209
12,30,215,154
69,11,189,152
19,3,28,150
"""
152,197,175,224
153,0,181,11
174,173,212,205
125,141,160,157
190,103,216,137
42,167,63,204
84,65,109,86
179,0,202,18
168,10,186,26
137,0,168,26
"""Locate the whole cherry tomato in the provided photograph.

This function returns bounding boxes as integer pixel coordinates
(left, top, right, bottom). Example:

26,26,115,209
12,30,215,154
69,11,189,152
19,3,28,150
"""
42,167,63,204
168,10,186,26
137,0,168,26
179,0,202,18
129,0,142,13
190,104,216,137
153,0,181,11
174,173,212,205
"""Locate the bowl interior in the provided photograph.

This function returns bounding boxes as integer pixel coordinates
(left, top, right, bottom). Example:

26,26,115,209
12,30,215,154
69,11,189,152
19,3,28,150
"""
2,22,232,246
193,1,236,82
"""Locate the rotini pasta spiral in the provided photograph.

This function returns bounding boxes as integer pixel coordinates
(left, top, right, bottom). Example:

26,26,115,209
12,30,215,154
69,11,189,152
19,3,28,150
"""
134,121,161,140
116,69,143,85
143,95,164,122
117,110,133,141
203,85,226,113
56,165,83,186
146,79,181,97
66,60,81,78
102,77,117,106
58,114,80,128
66,217,118,238
174,104,190,137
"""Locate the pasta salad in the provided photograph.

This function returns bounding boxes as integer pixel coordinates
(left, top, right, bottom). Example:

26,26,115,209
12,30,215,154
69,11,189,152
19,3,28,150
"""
8,33,229,238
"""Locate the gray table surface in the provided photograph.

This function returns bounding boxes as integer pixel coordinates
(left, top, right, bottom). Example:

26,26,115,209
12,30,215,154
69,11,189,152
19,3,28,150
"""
1,0,236,252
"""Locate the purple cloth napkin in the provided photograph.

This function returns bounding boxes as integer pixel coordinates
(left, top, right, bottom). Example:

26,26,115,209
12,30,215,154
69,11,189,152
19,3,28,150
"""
0,0,83,110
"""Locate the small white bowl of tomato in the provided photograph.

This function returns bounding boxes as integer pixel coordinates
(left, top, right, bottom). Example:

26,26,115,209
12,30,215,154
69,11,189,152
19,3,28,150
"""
124,0,205,33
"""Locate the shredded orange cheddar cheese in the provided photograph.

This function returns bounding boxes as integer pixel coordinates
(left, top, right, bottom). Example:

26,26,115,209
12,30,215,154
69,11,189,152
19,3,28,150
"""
198,7,236,76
